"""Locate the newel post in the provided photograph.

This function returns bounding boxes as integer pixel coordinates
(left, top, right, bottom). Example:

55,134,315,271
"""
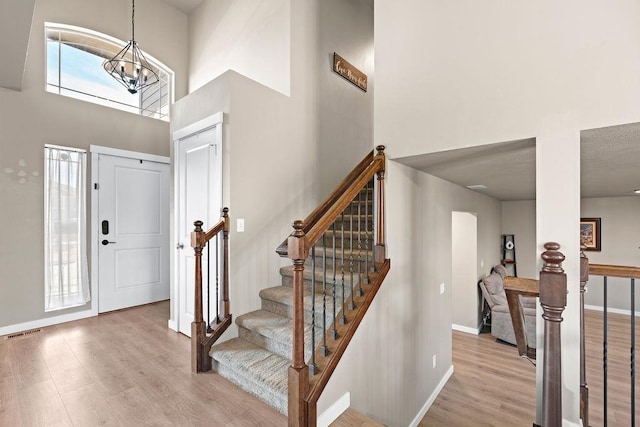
190,220,208,373
579,242,589,427
374,145,386,264
221,208,230,318
540,242,567,427
287,220,310,426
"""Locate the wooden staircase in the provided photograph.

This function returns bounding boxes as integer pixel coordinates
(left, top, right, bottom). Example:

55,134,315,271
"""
190,147,390,426
208,202,372,415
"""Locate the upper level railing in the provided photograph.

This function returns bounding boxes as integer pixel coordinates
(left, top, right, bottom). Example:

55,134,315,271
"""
190,208,231,373
279,146,390,426
582,249,640,427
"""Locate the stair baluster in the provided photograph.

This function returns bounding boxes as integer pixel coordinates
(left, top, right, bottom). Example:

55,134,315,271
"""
206,237,212,332
356,190,363,296
364,179,370,283
375,146,386,265
310,245,317,375
321,235,329,356
348,201,355,309
339,216,347,326
190,207,231,373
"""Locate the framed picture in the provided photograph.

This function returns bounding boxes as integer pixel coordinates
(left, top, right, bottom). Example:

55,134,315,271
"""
580,218,601,251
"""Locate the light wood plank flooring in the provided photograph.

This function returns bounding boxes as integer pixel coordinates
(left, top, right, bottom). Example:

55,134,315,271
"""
2,303,636,426
0,301,286,426
330,408,384,427
420,309,639,426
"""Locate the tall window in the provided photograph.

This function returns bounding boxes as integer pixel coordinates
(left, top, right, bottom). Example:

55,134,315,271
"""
44,145,90,311
45,23,173,121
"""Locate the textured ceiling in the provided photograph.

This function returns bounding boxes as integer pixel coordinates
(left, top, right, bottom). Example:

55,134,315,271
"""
581,123,640,198
396,139,537,201
394,122,640,201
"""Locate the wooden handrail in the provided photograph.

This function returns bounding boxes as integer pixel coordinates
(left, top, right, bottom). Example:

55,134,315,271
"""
588,263,640,279
276,150,376,257
306,158,383,247
504,276,539,361
190,208,232,373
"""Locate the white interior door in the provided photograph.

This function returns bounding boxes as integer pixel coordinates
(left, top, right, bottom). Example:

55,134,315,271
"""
97,154,170,313
176,125,222,337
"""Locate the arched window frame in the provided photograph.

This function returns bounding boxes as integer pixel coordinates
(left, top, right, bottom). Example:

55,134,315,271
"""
45,22,174,121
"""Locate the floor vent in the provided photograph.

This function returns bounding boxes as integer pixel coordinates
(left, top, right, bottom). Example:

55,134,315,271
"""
5,328,42,340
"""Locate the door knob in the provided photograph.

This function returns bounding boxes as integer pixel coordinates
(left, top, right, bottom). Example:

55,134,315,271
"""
101,240,116,245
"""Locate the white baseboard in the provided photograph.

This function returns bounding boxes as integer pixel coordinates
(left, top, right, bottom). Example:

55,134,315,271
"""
585,304,640,317
167,319,177,332
409,365,454,427
0,308,96,337
451,323,480,335
317,392,350,427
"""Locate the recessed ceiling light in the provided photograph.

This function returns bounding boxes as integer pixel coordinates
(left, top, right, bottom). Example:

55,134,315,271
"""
466,184,487,190
635,189,640,194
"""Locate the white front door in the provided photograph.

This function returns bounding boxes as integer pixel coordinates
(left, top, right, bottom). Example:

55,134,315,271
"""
176,124,222,337
97,154,170,313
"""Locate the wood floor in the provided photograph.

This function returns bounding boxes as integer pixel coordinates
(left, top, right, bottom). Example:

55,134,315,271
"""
1,304,636,426
0,301,286,426
420,309,639,426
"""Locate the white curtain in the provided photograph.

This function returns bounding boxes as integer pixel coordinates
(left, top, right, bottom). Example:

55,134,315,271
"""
44,146,90,311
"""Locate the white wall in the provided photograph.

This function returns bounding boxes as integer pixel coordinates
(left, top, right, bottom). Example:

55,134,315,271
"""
0,0,188,329
376,0,640,159
451,211,479,331
318,0,374,194
176,0,373,340
502,200,537,279
581,196,640,312
318,163,502,425
188,0,291,95
375,2,640,423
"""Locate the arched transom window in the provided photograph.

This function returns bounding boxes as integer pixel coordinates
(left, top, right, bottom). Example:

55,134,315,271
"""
45,23,173,121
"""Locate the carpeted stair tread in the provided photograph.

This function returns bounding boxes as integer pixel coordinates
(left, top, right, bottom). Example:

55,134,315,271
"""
210,338,289,413
237,310,319,360
259,285,344,312
259,285,343,328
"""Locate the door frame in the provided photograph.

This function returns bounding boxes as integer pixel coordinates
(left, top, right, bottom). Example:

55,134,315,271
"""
169,112,224,333
89,145,170,317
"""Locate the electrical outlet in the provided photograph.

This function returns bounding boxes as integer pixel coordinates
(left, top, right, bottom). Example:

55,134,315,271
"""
237,218,245,232
440,283,445,295
432,354,437,369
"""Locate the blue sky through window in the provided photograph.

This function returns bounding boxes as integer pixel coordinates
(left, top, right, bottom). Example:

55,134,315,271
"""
45,24,171,120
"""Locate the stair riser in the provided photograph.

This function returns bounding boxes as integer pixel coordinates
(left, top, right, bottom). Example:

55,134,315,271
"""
261,299,341,330
282,272,368,297
211,360,287,415
238,326,313,361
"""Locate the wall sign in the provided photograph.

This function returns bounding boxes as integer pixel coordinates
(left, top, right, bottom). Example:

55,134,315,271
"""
333,52,367,92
